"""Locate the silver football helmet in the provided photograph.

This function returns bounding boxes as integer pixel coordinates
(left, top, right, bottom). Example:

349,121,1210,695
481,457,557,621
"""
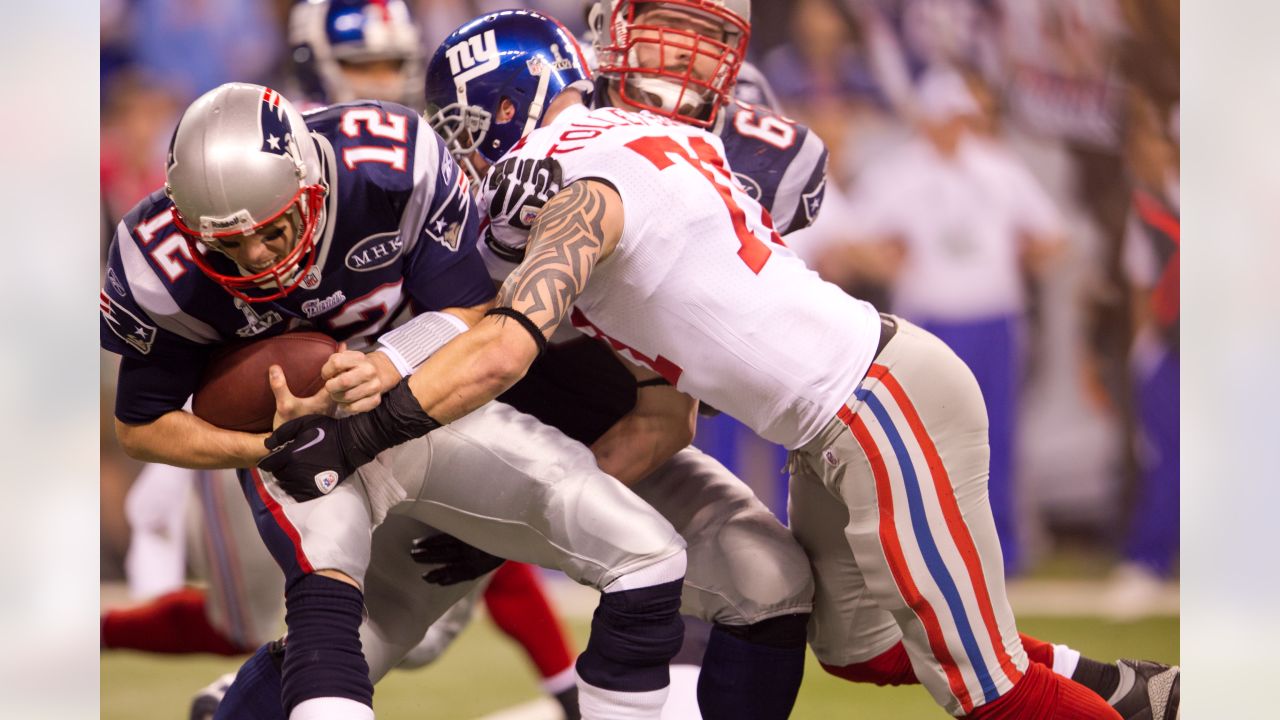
166,82,328,302
593,0,751,127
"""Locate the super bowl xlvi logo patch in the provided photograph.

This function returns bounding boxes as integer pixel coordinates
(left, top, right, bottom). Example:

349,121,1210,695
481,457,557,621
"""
100,291,157,354
234,298,283,338
345,232,404,271
314,470,339,495
526,44,574,76
302,289,347,318
445,29,499,85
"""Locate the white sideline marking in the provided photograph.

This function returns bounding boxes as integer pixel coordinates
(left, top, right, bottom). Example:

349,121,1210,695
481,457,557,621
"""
474,697,561,720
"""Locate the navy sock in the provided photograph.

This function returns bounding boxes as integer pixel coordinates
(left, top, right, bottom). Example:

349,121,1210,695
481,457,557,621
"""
213,641,287,720
280,574,373,712
697,614,808,720
575,578,685,692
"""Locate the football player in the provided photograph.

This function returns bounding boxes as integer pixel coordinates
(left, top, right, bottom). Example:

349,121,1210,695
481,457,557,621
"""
106,3,584,718
102,82,693,720
272,9,1178,719
286,0,423,109
216,5,822,719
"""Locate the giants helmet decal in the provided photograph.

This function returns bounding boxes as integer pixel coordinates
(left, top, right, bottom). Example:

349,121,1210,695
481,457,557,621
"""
425,10,593,184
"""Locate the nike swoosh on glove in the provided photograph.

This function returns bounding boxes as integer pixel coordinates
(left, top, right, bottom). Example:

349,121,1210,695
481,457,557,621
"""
258,414,363,501
410,533,506,586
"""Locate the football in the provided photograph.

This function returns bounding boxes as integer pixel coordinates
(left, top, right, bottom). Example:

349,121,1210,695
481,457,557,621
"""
192,331,338,432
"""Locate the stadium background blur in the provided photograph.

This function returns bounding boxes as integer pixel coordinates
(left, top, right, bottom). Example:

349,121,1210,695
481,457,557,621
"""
98,0,1180,717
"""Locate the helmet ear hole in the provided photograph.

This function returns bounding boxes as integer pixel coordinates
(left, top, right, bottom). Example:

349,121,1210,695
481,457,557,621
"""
497,98,518,124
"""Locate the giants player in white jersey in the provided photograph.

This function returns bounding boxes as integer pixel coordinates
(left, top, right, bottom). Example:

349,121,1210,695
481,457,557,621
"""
262,9,1178,719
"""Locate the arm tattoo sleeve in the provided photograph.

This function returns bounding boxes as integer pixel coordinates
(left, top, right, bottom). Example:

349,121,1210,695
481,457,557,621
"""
495,181,610,337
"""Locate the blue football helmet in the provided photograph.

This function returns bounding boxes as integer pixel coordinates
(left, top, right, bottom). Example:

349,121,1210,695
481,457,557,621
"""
425,9,593,182
288,0,424,107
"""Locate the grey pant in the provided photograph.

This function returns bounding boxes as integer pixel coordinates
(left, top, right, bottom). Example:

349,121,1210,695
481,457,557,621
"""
253,401,687,681
788,318,1028,716
356,443,815,681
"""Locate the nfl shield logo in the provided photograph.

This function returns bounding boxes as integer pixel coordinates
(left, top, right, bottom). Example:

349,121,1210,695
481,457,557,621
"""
314,470,339,495
300,267,322,290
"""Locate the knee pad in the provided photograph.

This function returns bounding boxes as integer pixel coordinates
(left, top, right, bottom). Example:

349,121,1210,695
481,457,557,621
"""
716,612,809,650
822,641,918,686
576,578,685,693
279,574,372,712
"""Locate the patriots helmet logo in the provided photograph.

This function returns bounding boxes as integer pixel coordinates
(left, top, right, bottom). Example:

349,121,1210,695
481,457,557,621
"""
259,88,297,162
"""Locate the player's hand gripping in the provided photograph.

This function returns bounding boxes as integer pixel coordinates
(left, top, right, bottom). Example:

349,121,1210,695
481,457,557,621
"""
320,344,400,414
410,533,506,586
258,375,442,502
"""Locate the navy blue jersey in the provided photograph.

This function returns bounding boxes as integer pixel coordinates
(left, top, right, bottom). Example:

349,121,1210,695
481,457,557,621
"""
714,99,828,236
102,100,494,424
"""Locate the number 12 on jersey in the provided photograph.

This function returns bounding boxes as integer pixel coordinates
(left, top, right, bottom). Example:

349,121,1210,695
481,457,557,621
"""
341,108,409,171
625,135,780,274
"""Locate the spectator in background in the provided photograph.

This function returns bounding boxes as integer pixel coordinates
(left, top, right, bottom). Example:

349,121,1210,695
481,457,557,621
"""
1108,85,1179,619
816,68,1065,574
100,70,182,237
131,0,281,99
761,0,899,194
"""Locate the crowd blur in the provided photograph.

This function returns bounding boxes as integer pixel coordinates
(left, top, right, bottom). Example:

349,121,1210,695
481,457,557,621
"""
101,0,1179,616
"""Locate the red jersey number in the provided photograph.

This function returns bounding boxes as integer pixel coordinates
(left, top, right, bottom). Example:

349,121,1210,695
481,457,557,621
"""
625,135,776,274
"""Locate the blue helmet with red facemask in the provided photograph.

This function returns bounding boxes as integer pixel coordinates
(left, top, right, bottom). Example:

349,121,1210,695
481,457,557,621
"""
425,9,593,182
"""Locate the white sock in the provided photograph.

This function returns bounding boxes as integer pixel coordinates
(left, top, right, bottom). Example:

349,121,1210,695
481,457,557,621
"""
660,664,702,720
1052,644,1082,679
578,671,670,720
542,664,578,695
290,697,375,720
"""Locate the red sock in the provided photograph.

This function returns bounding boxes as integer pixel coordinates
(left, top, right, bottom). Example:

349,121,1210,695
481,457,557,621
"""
965,662,1121,719
101,587,250,655
822,642,918,686
1018,632,1055,668
483,562,575,678
826,633,1059,690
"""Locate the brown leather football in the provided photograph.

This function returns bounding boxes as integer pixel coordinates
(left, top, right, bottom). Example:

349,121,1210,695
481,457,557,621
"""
192,331,338,432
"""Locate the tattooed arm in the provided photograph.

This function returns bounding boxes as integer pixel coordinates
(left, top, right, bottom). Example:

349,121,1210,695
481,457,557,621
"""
400,179,625,423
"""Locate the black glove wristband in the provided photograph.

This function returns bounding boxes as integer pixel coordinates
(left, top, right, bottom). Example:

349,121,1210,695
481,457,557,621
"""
343,377,442,466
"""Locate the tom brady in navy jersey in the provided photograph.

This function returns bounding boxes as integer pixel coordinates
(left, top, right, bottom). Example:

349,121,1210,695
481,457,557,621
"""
103,86,491,434
101,82,494,719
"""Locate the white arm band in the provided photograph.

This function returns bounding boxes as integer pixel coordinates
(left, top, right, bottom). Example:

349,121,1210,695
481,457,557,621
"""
375,311,471,377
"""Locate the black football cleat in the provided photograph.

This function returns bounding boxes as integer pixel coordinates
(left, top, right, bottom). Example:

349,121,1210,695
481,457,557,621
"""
1108,659,1180,720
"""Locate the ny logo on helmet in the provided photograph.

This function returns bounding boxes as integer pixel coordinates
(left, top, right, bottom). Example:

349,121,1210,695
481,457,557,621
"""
445,29,500,85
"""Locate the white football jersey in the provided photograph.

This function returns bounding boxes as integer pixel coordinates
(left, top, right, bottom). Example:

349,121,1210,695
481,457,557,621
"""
479,104,882,448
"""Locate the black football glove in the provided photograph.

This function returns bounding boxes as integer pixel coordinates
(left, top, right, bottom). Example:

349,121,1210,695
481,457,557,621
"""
257,414,362,501
410,533,505,586
257,378,441,502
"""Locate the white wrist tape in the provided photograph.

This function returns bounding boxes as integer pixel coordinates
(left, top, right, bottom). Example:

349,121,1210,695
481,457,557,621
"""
375,311,470,378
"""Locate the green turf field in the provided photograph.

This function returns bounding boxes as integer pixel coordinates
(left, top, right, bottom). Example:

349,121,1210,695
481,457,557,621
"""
101,615,1178,719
